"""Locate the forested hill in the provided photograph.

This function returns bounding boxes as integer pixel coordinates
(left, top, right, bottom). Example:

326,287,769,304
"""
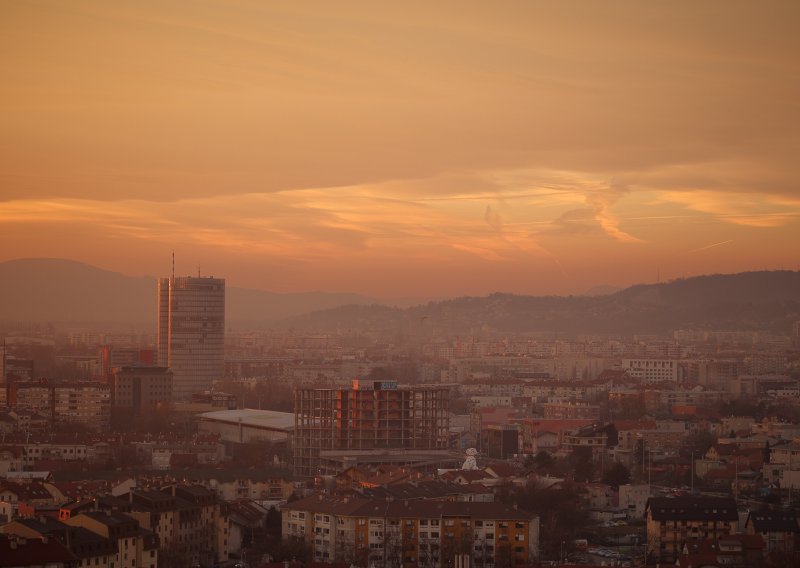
283,271,800,335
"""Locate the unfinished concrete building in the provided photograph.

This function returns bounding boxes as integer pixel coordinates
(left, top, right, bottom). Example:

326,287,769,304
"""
293,380,451,477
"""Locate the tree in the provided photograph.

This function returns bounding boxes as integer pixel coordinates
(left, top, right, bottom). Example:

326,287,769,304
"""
532,450,556,473
497,481,591,561
603,424,620,447
681,430,717,459
269,538,313,562
570,446,595,483
602,462,631,489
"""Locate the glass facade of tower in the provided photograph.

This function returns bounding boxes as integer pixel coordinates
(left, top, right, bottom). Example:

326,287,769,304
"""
157,276,225,400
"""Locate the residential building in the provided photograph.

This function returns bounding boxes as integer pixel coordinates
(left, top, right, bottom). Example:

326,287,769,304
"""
112,366,173,419
7,380,111,429
745,508,800,560
622,359,680,383
282,494,539,567
0,517,118,568
52,382,111,429
122,485,228,567
481,424,519,460
63,511,159,568
618,484,650,519
646,496,738,563
542,401,600,419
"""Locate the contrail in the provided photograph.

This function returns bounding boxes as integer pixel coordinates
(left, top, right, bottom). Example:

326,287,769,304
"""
689,239,733,253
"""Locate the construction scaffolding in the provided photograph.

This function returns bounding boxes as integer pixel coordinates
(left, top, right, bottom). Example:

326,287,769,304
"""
293,380,451,477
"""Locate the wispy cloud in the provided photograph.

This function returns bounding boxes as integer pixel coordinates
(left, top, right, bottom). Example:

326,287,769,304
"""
657,190,800,228
688,239,734,253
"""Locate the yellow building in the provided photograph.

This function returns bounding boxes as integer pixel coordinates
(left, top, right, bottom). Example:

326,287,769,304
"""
64,511,159,568
645,496,738,563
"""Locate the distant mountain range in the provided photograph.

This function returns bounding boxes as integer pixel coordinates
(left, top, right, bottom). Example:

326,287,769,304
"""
0,258,380,328
1,258,798,335
282,271,800,335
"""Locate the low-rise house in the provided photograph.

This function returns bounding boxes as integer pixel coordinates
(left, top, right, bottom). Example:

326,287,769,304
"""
0,446,24,474
0,480,63,516
676,534,765,568
618,484,649,519
745,508,800,560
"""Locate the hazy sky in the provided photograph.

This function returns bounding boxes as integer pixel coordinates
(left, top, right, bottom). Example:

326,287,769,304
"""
2,1,799,298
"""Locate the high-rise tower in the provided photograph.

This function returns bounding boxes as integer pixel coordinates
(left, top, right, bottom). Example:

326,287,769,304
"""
157,275,225,400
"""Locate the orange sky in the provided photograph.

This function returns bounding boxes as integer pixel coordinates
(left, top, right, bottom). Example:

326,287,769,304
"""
1,1,799,298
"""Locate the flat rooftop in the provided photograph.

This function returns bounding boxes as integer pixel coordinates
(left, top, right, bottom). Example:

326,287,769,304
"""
198,408,295,431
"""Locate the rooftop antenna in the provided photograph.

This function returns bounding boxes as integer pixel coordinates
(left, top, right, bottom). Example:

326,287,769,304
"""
198,264,201,278
171,251,175,282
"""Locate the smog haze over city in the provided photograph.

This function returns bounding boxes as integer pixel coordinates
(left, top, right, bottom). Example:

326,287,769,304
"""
2,3,800,568
2,0,799,298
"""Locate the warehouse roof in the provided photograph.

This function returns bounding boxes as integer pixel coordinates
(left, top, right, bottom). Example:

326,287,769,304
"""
198,409,295,432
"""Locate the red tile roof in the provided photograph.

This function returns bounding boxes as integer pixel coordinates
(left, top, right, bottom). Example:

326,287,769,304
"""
0,535,77,566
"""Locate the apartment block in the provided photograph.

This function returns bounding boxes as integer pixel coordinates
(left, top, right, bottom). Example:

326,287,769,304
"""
112,366,173,416
646,496,738,563
122,485,229,567
622,359,680,383
282,494,539,567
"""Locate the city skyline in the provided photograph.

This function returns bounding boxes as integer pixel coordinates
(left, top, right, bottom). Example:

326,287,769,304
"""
2,1,799,297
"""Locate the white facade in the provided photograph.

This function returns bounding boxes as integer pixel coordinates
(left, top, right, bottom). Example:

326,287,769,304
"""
622,359,679,383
